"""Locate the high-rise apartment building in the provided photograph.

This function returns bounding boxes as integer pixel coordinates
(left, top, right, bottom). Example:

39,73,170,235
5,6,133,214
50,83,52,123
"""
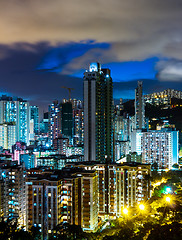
0,164,26,227
26,163,150,237
0,124,16,150
144,89,182,107
131,129,179,169
61,101,73,140
84,62,113,163
114,113,134,159
53,136,69,154
135,81,145,129
81,170,98,231
48,100,61,143
30,106,39,134
0,95,30,146
27,168,98,238
73,103,84,145
66,162,151,219
40,112,49,134
27,174,62,239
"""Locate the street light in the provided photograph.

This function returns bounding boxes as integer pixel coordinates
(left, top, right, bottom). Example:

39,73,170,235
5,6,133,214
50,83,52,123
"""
139,204,145,211
165,196,171,203
123,208,128,215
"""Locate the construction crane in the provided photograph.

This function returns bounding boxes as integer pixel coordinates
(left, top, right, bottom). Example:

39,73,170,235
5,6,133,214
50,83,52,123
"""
61,86,74,101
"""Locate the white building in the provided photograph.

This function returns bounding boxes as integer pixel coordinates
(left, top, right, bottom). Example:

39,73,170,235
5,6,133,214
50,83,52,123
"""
0,124,16,149
131,129,179,169
0,95,30,146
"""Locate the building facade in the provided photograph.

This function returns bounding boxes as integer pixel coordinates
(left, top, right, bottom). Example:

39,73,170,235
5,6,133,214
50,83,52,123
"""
144,89,182,107
0,95,30,146
0,165,26,227
66,162,151,219
84,62,113,163
131,129,179,169
30,106,39,134
48,100,61,143
135,81,145,129
26,168,98,238
0,124,16,150
61,101,73,141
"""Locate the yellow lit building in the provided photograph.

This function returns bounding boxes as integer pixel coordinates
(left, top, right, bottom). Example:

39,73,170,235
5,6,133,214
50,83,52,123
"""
66,162,151,219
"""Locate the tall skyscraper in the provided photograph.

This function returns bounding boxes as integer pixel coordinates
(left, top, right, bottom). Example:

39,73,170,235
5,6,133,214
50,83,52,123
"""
135,81,145,129
61,101,73,140
84,62,113,163
40,112,49,134
0,95,30,146
72,100,84,146
48,100,61,143
30,105,39,134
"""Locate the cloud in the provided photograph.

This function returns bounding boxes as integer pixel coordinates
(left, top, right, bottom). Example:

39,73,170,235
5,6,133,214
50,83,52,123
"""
1,0,182,109
0,42,83,112
0,0,182,63
37,41,110,73
156,60,182,81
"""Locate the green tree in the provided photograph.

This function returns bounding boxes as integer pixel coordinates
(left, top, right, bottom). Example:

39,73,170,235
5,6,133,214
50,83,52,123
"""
147,222,182,240
0,218,32,240
49,223,91,240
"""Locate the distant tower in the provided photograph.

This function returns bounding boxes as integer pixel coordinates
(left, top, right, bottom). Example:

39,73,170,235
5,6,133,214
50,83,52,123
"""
0,95,30,145
48,100,61,142
30,106,39,134
135,81,145,129
61,101,73,141
84,62,113,163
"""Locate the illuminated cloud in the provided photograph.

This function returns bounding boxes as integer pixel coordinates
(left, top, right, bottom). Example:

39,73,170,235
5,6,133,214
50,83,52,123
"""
1,0,182,107
0,0,182,63
156,60,182,81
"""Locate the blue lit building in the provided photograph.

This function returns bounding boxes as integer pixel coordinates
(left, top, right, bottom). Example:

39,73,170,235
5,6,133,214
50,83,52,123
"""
20,153,35,169
0,95,30,147
40,112,49,134
48,100,61,143
30,105,39,134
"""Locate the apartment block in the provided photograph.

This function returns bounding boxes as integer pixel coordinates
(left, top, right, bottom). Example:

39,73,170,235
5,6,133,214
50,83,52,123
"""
66,162,151,219
26,168,98,238
0,165,26,227
131,129,179,169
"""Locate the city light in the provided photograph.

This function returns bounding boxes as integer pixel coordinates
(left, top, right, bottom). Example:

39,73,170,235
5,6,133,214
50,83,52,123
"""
123,208,128,215
165,196,171,203
139,204,145,211
165,187,172,194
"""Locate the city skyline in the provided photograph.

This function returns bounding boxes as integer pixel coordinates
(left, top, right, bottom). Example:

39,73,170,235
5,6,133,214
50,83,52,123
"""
1,1,182,239
1,1,182,111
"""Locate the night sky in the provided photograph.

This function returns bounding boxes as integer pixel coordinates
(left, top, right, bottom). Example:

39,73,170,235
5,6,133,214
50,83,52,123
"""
1,0,182,114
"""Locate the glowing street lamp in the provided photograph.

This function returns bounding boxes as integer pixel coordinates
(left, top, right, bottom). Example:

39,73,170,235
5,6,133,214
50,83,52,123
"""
165,196,171,203
123,208,128,215
139,204,145,211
